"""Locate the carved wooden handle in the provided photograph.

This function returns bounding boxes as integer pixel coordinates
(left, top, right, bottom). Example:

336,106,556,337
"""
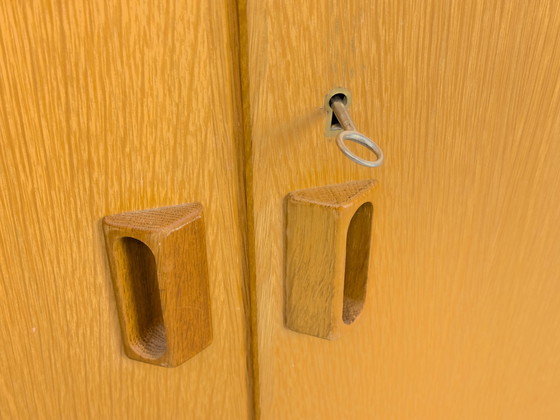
285,180,377,340
103,203,212,367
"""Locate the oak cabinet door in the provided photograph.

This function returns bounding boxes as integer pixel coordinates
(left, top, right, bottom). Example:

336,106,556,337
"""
241,1,560,418
0,1,251,418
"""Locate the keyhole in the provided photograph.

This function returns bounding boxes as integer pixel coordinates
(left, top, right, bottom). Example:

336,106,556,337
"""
328,93,349,131
324,87,352,137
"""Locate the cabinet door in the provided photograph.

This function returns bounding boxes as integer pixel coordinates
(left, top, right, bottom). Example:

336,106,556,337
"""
0,1,252,418
241,1,560,418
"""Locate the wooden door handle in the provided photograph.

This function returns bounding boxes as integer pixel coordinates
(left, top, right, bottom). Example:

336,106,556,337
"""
103,203,212,367
285,180,377,340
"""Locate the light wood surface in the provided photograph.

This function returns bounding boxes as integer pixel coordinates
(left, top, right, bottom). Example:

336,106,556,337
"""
103,204,212,367
240,0,560,418
285,180,376,339
0,0,251,418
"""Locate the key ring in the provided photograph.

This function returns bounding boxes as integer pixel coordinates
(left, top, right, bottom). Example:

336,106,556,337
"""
327,90,384,168
336,130,384,168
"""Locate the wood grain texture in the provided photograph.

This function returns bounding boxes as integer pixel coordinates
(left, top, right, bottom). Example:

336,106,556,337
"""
241,0,560,418
285,180,376,339
0,0,251,418
103,204,212,367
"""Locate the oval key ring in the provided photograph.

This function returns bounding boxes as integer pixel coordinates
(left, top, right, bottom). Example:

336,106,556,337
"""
336,130,384,168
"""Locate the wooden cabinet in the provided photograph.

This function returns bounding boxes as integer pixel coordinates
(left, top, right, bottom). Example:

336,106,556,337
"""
2,1,560,419
0,1,252,418
241,1,560,419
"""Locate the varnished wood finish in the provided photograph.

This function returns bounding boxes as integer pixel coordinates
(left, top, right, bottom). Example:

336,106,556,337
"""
285,180,376,339
241,0,560,418
0,0,251,418
103,204,212,367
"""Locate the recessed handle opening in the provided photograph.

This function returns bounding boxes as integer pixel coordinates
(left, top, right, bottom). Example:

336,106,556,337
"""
343,202,373,325
113,237,167,359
